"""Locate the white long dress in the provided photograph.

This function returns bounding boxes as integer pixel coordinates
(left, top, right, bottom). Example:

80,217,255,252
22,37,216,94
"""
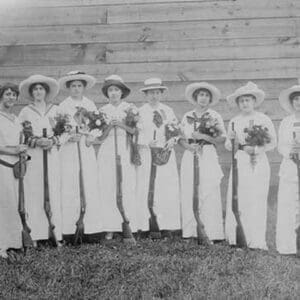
18,104,62,241
180,109,225,240
276,114,300,254
97,101,138,232
224,111,276,249
0,112,22,250
58,96,103,235
136,102,181,231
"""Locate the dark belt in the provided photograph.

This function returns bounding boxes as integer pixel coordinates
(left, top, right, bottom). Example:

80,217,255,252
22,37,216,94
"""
187,139,213,146
238,144,246,150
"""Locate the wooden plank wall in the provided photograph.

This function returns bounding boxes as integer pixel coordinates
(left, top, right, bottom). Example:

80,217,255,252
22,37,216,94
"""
0,0,299,212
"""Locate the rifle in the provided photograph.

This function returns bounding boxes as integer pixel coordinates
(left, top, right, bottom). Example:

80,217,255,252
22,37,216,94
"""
148,130,161,239
231,122,247,248
192,119,211,246
291,131,300,257
113,126,136,244
73,126,87,245
18,132,33,251
42,128,59,247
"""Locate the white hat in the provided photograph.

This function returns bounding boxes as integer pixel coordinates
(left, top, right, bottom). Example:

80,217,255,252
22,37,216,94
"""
279,85,300,113
185,82,221,106
19,74,59,102
227,81,265,107
59,70,96,90
140,78,168,92
102,74,130,99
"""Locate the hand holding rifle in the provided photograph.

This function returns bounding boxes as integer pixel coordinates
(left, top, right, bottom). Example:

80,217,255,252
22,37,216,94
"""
42,128,59,247
231,122,247,248
113,125,136,244
192,119,211,246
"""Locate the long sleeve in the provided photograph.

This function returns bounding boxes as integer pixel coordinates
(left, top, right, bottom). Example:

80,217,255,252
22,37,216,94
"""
278,117,292,159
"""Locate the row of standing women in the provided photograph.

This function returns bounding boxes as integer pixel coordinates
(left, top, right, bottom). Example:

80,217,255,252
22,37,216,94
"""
0,72,299,259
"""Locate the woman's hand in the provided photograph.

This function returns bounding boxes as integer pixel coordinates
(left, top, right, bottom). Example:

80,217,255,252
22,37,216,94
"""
68,133,82,143
165,137,177,150
110,119,124,128
36,138,53,149
227,129,236,140
85,134,95,147
243,145,255,155
191,131,210,142
15,144,28,155
149,140,158,148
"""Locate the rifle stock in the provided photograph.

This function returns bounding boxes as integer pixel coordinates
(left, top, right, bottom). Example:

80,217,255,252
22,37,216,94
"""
18,150,33,250
74,126,86,245
114,126,136,244
42,128,59,247
231,123,247,248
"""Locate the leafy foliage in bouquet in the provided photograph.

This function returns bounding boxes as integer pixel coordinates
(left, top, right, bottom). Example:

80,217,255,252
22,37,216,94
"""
165,120,181,141
124,105,139,128
52,114,72,136
74,107,109,132
244,125,271,146
21,120,34,143
187,112,222,138
153,110,164,128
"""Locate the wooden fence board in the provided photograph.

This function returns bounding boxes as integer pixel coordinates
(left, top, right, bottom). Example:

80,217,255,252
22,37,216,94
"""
108,0,297,24
1,37,299,66
0,18,296,46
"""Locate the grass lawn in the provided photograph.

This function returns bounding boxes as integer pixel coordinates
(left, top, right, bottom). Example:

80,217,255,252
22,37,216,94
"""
0,237,299,299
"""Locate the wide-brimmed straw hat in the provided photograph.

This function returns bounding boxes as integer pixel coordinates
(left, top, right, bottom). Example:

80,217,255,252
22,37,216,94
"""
140,78,168,93
19,74,59,101
227,81,265,107
279,85,300,113
59,70,96,90
185,82,221,106
102,74,130,99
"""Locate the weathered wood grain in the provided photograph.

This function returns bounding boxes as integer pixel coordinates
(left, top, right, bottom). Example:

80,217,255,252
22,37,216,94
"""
0,18,296,46
1,37,299,66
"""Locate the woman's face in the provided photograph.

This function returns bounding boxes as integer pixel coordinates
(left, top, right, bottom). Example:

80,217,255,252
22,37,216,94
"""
292,95,300,112
237,95,256,113
196,90,211,108
0,88,18,110
32,84,47,102
69,80,85,98
145,89,163,105
107,85,122,103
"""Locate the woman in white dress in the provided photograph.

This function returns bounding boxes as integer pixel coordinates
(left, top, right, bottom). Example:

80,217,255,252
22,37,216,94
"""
96,75,138,239
18,75,62,246
58,71,102,241
136,78,181,236
276,85,300,255
225,82,276,250
0,83,27,258
180,82,225,242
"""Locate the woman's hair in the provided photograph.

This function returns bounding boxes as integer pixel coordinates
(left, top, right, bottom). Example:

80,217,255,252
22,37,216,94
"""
66,79,87,88
289,91,300,102
29,82,50,97
192,88,212,103
0,82,19,99
235,94,256,105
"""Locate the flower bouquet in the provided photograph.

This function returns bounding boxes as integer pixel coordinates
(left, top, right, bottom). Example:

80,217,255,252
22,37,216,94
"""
52,113,72,136
84,109,109,132
244,124,271,168
193,112,222,138
124,104,141,166
165,119,181,141
21,120,34,144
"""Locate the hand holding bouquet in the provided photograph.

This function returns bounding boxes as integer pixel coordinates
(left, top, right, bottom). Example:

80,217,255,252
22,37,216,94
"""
124,104,139,129
21,120,34,144
51,113,72,136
